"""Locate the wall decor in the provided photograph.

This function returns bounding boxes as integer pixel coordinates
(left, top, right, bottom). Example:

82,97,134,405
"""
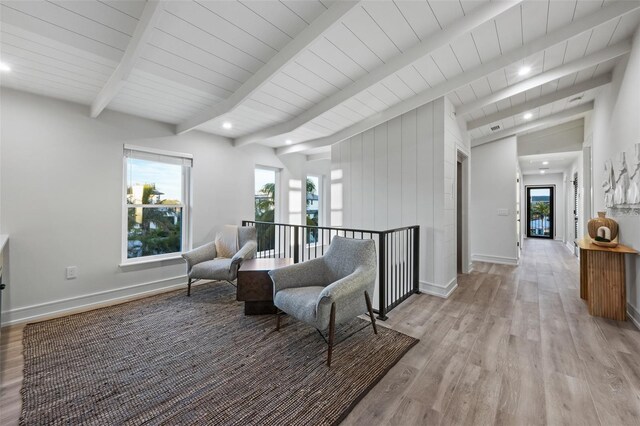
602,142,640,216
628,143,640,205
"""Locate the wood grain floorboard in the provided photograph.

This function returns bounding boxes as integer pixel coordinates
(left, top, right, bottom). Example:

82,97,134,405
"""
3,239,640,425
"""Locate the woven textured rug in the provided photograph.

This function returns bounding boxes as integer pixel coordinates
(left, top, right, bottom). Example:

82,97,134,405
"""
20,283,417,425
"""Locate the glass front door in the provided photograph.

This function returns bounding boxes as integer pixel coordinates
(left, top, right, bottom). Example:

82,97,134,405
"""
526,186,554,239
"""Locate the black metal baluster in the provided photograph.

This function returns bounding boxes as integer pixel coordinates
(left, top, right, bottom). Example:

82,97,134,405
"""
378,233,387,320
293,226,299,264
413,227,420,294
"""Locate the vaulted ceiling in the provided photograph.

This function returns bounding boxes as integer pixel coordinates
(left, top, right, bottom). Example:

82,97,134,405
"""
1,0,639,156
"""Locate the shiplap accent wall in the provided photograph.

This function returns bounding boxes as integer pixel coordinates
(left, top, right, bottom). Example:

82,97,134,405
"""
330,96,469,297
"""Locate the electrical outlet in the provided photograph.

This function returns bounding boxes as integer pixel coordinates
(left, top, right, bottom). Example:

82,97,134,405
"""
66,266,78,280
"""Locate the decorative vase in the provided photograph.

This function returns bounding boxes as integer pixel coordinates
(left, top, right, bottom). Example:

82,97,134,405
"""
588,211,619,246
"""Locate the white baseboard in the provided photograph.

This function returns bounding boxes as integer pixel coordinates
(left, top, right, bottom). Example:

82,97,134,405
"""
420,277,458,298
471,254,519,266
564,241,576,253
1,275,188,326
627,303,640,330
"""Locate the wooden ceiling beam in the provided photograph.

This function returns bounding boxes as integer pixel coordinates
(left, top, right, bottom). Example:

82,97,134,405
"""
90,0,164,118
470,102,593,147
236,0,522,147
456,41,630,116
276,0,639,156
466,73,611,130
175,1,361,134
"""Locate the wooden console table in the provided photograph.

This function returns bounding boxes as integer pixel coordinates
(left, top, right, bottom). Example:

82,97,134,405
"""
237,258,293,315
577,238,638,321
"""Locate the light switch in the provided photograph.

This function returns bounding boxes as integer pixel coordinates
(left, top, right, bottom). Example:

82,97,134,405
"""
497,209,509,216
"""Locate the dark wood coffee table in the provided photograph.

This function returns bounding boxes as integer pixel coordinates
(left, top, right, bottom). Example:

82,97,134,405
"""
237,258,294,315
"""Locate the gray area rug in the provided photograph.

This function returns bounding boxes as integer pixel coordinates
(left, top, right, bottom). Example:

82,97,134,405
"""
20,283,418,425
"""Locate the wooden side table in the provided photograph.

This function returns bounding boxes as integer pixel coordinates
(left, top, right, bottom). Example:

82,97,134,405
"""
237,258,294,315
577,238,638,321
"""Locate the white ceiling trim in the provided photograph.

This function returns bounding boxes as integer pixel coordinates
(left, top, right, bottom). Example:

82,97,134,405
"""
456,41,631,116
470,102,593,147
466,73,611,130
175,1,361,134
235,0,522,147
275,1,639,156
90,0,164,118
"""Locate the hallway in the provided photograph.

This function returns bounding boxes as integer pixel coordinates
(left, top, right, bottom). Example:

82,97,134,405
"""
344,238,640,425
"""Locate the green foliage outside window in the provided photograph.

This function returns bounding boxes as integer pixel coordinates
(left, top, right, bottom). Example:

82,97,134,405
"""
127,183,182,258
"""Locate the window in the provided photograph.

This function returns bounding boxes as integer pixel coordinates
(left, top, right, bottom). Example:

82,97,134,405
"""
254,168,276,223
123,145,192,263
306,176,321,243
254,167,278,253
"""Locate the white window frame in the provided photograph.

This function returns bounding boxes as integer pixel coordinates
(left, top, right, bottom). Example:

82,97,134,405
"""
254,166,281,257
121,145,192,266
305,174,323,226
254,166,281,223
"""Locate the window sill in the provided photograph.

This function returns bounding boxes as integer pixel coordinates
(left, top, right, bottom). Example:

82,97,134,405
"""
119,255,185,268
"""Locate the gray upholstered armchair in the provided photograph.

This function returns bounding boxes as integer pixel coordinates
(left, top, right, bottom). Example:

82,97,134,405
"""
268,236,378,366
182,226,257,296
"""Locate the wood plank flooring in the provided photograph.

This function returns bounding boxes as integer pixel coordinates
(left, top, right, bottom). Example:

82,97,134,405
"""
2,239,640,425
342,239,640,425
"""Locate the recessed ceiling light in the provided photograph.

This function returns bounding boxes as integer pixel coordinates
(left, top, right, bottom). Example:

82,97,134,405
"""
285,139,292,145
0,62,11,72
523,112,533,120
542,161,549,165
540,170,545,174
518,66,531,76
222,122,232,130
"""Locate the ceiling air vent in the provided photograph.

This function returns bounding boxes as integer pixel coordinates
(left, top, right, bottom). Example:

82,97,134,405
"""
490,124,501,131
569,96,583,103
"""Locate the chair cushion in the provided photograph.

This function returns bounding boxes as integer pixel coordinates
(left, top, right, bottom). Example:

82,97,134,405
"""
274,286,325,326
215,225,238,258
189,258,235,281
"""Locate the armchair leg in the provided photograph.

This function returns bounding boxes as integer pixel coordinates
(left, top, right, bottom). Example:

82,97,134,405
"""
327,302,336,367
364,291,378,335
187,278,192,297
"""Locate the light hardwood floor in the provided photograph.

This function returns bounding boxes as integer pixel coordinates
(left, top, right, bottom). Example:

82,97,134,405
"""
2,239,640,425
343,239,640,425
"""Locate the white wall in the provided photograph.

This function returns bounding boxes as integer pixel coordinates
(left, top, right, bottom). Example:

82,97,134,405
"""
470,136,519,265
517,119,584,156
590,27,640,325
330,96,469,297
0,88,308,324
522,173,565,242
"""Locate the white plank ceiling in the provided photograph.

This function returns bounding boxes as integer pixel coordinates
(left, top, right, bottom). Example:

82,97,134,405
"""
1,0,639,152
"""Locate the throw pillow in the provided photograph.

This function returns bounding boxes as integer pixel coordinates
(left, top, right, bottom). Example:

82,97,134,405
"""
215,225,239,258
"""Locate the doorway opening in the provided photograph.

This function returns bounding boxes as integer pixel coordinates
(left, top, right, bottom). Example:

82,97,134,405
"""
526,186,554,239
456,151,469,274
573,172,579,256
457,160,463,273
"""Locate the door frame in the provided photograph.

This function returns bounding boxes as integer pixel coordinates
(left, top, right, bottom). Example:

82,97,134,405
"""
456,150,470,273
526,185,555,239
